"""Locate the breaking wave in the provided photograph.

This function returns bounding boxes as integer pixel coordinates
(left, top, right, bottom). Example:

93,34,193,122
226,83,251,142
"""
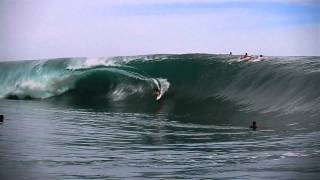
1,54,320,122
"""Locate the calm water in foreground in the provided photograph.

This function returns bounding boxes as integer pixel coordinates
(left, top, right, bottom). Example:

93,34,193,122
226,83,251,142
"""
0,99,319,179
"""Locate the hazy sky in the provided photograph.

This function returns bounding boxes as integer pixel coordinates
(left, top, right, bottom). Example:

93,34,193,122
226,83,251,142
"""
0,0,319,60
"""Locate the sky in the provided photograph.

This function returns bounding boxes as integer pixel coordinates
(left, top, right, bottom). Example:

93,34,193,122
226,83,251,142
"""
0,0,319,60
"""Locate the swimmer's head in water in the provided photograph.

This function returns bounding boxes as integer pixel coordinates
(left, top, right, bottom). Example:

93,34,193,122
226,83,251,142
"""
250,121,257,130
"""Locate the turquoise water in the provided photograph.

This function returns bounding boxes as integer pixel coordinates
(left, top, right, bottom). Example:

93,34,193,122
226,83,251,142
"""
0,54,320,179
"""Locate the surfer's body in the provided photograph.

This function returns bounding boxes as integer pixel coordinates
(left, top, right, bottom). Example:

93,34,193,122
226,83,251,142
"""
154,78,163,101
152,78,169,101
155,88,161,100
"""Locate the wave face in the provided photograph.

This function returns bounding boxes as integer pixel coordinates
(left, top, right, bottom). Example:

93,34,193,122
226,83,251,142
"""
1,54,320,123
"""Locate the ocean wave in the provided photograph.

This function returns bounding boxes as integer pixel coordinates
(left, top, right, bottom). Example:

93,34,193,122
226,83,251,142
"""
1,54,320,117
0,57,169,101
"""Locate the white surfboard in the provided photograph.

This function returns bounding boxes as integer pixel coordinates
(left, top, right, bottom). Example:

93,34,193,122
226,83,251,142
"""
237,56,253,62
155,80,164,101
156,91,163,101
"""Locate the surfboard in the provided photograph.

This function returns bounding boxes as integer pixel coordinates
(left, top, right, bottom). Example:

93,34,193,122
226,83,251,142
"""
156,83,164,101
156,91,163,101
154,78,163,101
237,56,253,62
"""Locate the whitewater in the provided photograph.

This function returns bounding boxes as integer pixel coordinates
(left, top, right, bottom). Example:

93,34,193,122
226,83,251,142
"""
0,54,320,179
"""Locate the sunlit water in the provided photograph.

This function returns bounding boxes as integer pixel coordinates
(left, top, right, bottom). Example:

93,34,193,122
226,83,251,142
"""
1,99,319,179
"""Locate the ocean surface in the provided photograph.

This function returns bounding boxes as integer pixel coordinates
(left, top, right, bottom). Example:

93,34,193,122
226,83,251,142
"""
0,54,319,179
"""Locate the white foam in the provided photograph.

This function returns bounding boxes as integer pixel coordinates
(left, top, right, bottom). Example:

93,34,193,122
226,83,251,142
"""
67,57,119,70
84,57,115,67
108,84,144,102
8,75,77,99
282,152,308,157
283,152,298,157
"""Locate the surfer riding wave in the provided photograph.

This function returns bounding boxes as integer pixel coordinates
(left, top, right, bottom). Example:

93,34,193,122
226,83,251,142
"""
153,78,162,101
152,78,170,101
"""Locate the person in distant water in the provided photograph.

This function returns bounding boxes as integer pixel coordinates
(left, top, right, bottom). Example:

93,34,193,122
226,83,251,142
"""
229,52,232,55
241,53,249,59
257,54,265,61
240,52,253,61
250,121,258,130
0,115,4,123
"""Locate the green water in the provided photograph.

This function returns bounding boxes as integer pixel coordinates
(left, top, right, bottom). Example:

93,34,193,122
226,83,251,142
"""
0,54,320,179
